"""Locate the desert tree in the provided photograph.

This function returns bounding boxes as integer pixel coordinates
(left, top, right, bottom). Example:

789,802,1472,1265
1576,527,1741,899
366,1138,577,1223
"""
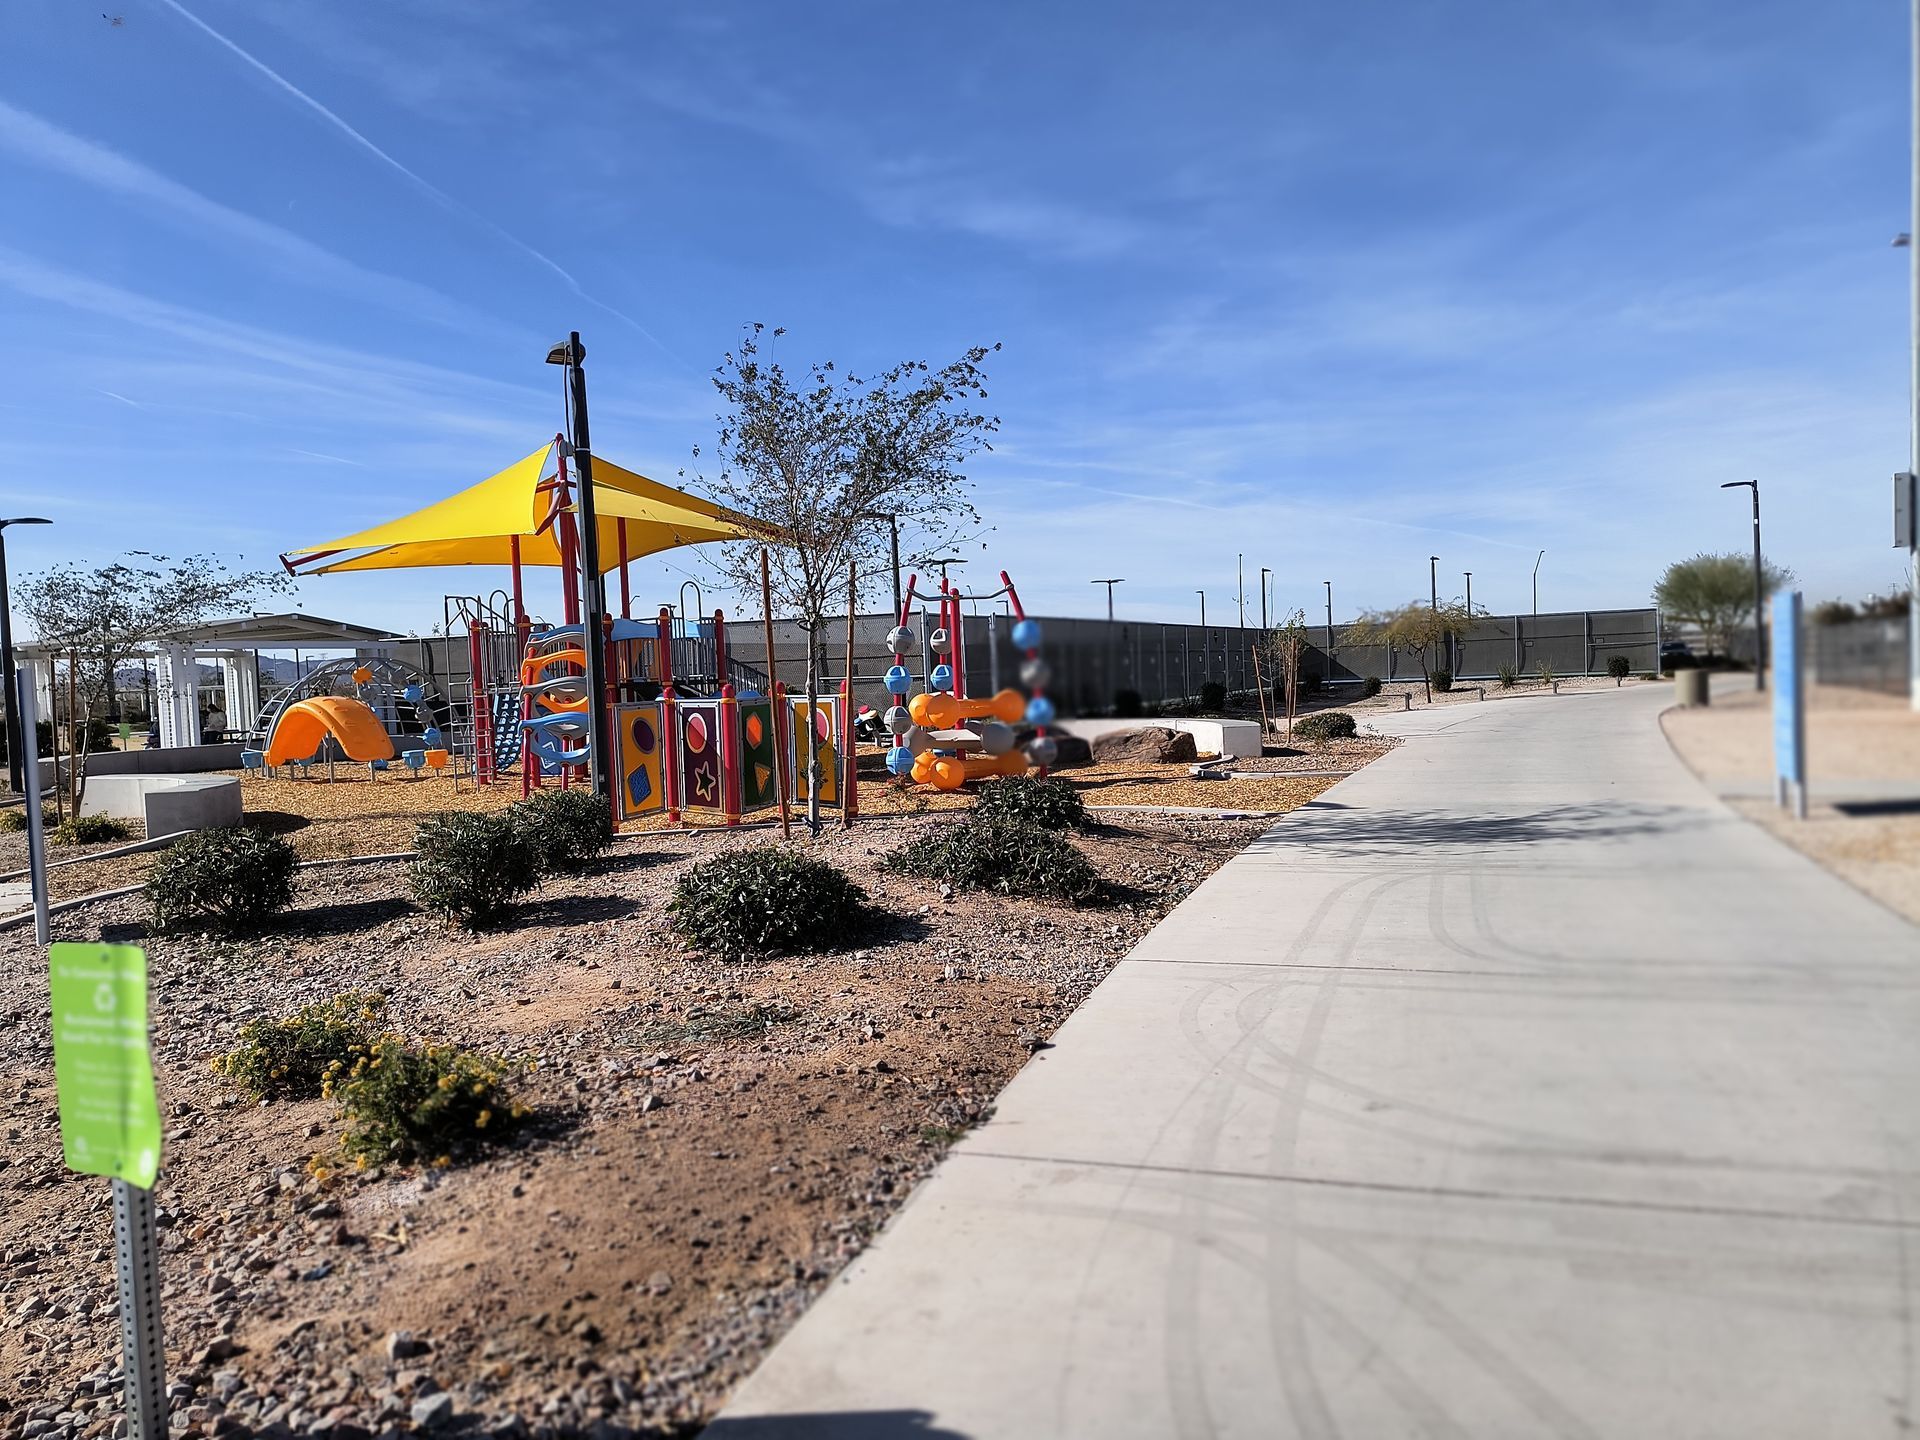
17,551,292,794
686,324,1000,829
1260,608,1309,739
1652,552,1792,658
1348,599,1479,702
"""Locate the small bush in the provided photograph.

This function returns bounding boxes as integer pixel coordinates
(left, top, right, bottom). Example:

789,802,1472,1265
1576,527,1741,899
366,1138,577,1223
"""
1536,660,1557,685
508,788,614,874
1199,681,1227,712
409,812,540,928
147,825,298,935
1607,655,1632,680
0,805,55,834
886,816,1101,904
1496,663,1518,689
1112,689,1144,718
50,813,134,847
213,993,386,1102
1429,670,1453,694
1359,676,1382,699
1293,711,1358,744
670,846,870,956
329,1038,527,1168
973,774,1087,831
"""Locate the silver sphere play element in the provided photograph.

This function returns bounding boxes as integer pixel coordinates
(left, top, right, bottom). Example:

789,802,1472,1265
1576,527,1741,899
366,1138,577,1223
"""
904,725,934,756
978,721,1016,756
886,625,916,655
885,705,912,734
929,627,951,656
1024,736,1058,767
1019,657,1052,690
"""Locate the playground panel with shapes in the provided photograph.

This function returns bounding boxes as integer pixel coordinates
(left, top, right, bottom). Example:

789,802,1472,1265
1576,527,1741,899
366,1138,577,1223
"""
739,698,780,813
788,698,840,808
613,702,666,821
677,700,725,811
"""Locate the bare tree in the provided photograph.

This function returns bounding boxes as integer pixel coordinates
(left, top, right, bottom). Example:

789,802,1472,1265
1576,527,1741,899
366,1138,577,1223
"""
1261,608,1309,740
686,325,1000,830
18,552,292,798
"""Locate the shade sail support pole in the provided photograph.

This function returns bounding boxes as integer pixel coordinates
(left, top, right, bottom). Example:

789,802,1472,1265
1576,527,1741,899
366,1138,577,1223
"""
564,334,614,803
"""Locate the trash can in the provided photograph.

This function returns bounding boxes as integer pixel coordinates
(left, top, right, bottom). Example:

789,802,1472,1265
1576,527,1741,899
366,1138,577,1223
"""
1674,669,1709,707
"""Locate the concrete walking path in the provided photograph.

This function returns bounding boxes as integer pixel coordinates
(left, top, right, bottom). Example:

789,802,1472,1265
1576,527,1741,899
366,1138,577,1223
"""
707,685,1920,1439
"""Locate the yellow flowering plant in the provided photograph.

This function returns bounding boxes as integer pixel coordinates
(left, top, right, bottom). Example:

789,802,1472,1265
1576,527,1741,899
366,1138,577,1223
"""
332,1037,529,1166
211,993,387,1102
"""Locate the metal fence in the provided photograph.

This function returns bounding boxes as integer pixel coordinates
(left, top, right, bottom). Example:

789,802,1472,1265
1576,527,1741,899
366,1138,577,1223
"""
1810,616,1911,695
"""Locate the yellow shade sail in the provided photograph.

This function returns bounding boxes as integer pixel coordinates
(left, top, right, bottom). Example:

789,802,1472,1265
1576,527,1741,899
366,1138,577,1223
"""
282,443,771,575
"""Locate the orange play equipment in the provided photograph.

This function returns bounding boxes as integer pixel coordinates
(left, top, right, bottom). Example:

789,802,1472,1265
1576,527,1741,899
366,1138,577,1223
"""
905,688,1029,790
264,696,398,766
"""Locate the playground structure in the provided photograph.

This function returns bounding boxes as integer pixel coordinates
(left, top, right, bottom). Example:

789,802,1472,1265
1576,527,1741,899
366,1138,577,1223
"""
885,570,1057,790
245,655,450,777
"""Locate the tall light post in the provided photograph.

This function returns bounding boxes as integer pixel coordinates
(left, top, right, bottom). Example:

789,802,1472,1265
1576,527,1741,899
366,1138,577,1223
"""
1196,590,1206,627
1259,567,1271,630
546,334,613,799
1464,571,1473,614
1237,554,1245,628
1429,556,1439,611
1721,480,1767,691
1901,4,1920,709
1323,580,1335,683
1091,578,1124,622
857,511,902,618
0,516,51,795
1533,550,1545,615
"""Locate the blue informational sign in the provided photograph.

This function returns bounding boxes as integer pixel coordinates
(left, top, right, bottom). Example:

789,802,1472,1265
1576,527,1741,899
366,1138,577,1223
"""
1771,591,1805,801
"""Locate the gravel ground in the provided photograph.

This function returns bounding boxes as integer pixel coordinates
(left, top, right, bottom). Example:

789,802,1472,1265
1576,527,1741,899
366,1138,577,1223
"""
0,806,1297,1438
1662,682,1920,928
1208,735,1401,774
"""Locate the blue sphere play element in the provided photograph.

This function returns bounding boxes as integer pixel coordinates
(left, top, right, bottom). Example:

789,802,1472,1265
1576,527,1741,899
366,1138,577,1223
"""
930,664,954,692
1025,695,1056,727
886,746,916,776
1012,618,1042,650
885,664,913,695
423,726,444,746
401,683,424,704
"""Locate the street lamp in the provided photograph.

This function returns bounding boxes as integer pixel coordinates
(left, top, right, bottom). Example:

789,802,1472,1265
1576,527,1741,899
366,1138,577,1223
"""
1429,556,1439,610
1237,553,1245,627
1721,480,1767,691
1196,590,1206,627
1091,578,1124,622
0,516,51,795
856,511,902,619
1533,550,1545,615
544,334,613,799
1323,580,1335,682
1259,567,1271,630
1464,571,1473,614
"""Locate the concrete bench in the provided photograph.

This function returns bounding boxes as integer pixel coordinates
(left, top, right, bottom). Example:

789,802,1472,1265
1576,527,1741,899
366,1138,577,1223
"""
81,774,242,837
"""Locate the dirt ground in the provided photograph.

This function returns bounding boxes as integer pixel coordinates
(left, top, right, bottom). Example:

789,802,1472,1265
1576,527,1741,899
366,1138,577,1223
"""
0,792,1340,1436
1662,683,1920,927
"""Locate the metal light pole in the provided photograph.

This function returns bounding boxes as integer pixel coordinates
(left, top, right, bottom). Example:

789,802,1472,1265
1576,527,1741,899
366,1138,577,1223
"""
1533,550,1544,615
1324,580,1335,682
1091,578,1124,622
1721,480,1767,691
1259,567,1271,630
1464,572,1473,614
547,335,613,798
858,511,902,619
1429,556,1439,611
1237,554,1245,628
1196,590,1206,627
0,517,51,795
1909,0,1920,710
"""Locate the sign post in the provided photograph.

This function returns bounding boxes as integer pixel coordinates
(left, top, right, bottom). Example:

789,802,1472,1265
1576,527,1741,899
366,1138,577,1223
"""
16,668,48,944
49,942,166,1433
1771,590,1807,820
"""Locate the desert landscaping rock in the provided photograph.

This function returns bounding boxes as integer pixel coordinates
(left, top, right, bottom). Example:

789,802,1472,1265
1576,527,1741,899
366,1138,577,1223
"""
1088,727,1198,764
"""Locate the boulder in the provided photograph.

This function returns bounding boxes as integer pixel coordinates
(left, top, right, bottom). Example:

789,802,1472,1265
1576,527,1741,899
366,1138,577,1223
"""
1089,726,1198,765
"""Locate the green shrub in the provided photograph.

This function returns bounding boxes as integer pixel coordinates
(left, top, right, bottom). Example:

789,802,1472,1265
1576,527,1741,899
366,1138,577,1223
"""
886,816,1101,904
1536,660,1557,685
1199,681,1226,712
329,1038,527,1168
1429,670,1453,694
1359,676,1382,699
212,993,386,1102
409,812,540,928
50,813,134,847
508,788,614,874
0,805,55,834
1607,655,1632,680
670,846,871,956
1496,663,1519,689
973,774,1087,831
146,825,298,936
1293,711,1358,744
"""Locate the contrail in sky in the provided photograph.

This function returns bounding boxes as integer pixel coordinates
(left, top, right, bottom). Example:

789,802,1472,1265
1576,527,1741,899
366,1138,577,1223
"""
153,0,685,366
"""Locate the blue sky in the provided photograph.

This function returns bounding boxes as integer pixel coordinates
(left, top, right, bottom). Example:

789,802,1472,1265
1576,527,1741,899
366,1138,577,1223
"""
1,0,1911,634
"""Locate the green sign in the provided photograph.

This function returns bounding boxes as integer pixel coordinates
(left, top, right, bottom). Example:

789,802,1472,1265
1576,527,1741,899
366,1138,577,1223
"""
49,944,161,1188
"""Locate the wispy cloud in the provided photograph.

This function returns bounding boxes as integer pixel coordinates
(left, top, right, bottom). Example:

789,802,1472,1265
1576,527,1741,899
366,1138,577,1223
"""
152,0,686,366
0,98,494,334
